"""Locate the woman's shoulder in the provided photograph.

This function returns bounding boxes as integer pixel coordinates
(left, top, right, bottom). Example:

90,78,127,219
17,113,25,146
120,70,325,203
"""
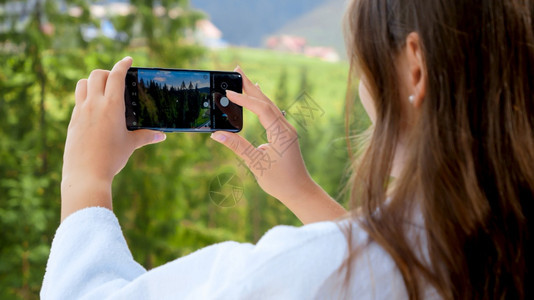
48,207,430,299
256,220,346,248
206,219,412,298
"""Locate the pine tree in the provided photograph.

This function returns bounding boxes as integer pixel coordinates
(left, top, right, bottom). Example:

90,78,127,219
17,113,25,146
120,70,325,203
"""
114,0,204,66
0,0,96,297
274,68,290,109
298,66,311,94
0,0,205,298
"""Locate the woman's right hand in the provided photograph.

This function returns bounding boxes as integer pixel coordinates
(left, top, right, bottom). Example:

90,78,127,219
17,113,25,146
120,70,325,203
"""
211,67,313,202
210,67,347,223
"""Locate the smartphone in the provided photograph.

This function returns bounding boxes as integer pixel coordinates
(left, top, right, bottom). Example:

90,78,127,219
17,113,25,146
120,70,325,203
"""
124,67,242,132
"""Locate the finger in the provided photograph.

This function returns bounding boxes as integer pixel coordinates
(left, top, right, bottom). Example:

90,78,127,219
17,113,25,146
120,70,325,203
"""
105,56,133,101
75,79,88,106
234,66,269,101
226,90,287,131
87,69,110,101
131,130,166,149
233,66,283,116
210,131,264,168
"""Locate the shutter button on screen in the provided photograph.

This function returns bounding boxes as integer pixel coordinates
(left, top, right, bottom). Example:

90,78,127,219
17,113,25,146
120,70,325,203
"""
220,96,229,107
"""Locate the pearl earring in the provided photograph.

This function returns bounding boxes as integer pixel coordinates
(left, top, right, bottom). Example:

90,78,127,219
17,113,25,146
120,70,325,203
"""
409,95,415,104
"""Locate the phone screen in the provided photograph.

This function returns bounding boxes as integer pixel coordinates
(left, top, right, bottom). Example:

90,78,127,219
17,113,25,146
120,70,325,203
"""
125,67,242,132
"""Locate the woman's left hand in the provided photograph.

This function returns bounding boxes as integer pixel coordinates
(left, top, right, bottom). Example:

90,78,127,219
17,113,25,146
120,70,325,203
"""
61,57,166,221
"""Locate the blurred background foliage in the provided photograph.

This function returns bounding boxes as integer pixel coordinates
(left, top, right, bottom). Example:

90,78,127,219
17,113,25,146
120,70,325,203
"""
0,0,368,298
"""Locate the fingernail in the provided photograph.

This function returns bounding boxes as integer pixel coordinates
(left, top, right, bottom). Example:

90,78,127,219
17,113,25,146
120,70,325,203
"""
153,132,166,143
123,56,132,61
210,132,227,143
226,90,237,95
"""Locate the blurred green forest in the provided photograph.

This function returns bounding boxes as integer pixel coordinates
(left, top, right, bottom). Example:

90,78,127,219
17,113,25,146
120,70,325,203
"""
0,0,368,298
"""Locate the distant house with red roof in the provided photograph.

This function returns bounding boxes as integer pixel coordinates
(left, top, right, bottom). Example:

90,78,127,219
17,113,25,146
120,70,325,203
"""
266,35,339,62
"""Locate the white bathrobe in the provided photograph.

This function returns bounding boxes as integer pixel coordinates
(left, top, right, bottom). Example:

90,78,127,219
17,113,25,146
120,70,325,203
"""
41,207,422,299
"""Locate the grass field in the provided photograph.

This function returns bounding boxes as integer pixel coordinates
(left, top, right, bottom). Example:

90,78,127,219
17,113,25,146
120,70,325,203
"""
195,47,351,117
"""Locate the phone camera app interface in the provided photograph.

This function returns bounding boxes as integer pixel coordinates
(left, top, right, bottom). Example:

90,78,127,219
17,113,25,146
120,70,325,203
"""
212,73,242,131
132,69,211,129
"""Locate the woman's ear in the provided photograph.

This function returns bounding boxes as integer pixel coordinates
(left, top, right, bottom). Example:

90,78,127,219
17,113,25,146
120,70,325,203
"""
405,32,426,108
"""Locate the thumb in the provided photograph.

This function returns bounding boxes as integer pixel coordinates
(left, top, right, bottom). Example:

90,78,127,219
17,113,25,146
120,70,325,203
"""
133,130,167,149
210,131,259,166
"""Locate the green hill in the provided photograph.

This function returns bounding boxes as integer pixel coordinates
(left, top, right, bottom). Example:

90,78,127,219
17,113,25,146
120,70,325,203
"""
190,0,326,47
272,0,348,58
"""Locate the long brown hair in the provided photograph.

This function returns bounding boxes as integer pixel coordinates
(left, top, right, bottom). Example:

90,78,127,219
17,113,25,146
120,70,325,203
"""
343,0,534,298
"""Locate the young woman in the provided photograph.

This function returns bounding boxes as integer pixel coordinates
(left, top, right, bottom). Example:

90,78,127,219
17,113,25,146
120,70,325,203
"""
42,0,533,299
